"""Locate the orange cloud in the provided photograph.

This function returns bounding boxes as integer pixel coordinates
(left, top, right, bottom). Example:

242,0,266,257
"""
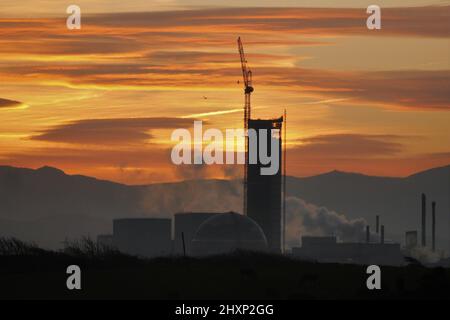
1,7,448,111
83,6,450,38
269,68,450,110
30,117,195,145
8,65,449,110
295,134,405,158
1,6,448,57
0,98,23,109
284,133,450,177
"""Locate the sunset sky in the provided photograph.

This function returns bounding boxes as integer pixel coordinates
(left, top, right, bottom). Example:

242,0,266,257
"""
0,0,449,184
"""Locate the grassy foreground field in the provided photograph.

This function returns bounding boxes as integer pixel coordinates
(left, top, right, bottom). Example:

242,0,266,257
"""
0,238,449,300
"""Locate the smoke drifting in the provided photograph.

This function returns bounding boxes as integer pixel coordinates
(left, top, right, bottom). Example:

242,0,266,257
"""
139,179,243,217
174,164,213,180
408,246,442,264
285,196,367,249
173,161,243,181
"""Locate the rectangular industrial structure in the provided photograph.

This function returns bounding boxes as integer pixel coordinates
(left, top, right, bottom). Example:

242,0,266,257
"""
292,236,403,266
246,117,283,253
113,218,171,257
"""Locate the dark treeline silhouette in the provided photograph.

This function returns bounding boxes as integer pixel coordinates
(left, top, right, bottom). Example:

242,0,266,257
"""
0,237,449,300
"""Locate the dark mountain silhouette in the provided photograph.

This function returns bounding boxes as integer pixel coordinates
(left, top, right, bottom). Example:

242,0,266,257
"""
0,165,151,222
0,165,448,251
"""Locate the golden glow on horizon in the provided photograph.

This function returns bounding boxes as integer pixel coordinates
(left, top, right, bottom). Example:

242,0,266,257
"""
0,5,449,184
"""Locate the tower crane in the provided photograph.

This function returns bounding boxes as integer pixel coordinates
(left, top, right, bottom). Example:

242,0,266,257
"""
237,37,253,216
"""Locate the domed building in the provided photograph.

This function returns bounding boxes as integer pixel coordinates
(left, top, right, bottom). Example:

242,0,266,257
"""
190,212,268,256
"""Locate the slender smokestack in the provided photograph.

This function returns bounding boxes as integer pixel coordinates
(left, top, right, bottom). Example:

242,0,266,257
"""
282,109,287,254
380,225,385,244
376,215,379,234
366,225,370,243
432,201,436,252
421,193,426,247
181,232,186,257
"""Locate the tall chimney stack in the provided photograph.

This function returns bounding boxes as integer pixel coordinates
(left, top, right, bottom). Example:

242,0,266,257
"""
366,225,370,243
376,215,380,234
421,193,426,247
380,225,385,244
432,201,436,252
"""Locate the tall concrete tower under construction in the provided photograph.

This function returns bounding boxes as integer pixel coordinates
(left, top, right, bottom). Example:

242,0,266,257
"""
246,118,283,253
238,37,285,254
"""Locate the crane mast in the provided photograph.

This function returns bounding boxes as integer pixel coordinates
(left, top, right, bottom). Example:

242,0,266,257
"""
237,37,254,216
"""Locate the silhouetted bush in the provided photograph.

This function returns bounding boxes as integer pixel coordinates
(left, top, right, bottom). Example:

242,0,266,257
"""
0,237,48,256
61,236,124,259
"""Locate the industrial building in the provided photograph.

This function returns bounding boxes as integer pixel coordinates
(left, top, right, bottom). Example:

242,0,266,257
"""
292,236,404,266
113,218,171,257
174,212,217,255
246,118,283,253
98,212,270,258
190,212,268,256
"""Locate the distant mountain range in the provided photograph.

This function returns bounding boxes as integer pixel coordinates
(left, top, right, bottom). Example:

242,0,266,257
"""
0,165,449,252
